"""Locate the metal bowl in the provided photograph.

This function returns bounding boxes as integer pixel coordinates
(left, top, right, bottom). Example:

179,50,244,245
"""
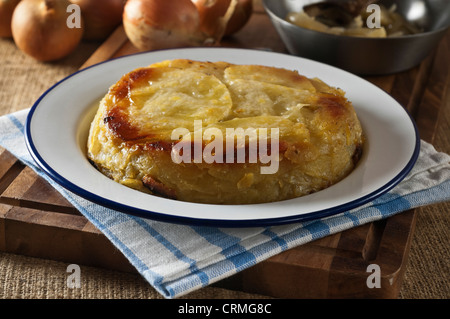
262,0,450,75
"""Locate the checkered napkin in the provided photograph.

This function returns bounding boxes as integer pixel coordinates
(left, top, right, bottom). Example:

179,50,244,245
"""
1,108,449,298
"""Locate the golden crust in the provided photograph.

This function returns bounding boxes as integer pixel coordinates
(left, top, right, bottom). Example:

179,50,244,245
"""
87,59,363,204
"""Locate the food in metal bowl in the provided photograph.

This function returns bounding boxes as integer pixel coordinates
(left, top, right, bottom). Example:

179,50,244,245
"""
286,0,421,37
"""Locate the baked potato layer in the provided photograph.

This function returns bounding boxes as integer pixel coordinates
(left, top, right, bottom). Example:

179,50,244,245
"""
87,59,363,204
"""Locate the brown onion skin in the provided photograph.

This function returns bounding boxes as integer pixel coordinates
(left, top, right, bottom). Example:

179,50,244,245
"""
12,0,84,61
0,0,21,37
225,0,252,35
192,0,253,37
69,0,125,41
123,0,204,51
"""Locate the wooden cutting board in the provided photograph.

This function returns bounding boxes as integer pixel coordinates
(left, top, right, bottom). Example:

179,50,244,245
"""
1,5,448,298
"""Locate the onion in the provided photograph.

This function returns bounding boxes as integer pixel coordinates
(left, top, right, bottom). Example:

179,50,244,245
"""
69,0,125,41
224,0,252,35
0,0,21,37
192,0,253,37
11,0,84,61
123,0,205,51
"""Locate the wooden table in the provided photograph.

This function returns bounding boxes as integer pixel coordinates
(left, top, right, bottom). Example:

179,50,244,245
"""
1,2,449,299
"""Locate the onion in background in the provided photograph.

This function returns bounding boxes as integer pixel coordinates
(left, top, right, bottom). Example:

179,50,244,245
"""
0,0,21,37
69,0,125,41
123,0,204,51
11,0,84,61
192,0,253,37
123,0,253,51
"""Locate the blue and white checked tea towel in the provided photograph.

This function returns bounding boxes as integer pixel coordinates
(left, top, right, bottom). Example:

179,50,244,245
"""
1,108,449,298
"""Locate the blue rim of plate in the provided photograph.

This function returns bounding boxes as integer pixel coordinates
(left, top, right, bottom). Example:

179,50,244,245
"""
24,48,421,228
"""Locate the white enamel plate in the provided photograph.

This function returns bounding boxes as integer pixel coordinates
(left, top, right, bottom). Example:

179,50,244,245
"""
25,48,420,227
